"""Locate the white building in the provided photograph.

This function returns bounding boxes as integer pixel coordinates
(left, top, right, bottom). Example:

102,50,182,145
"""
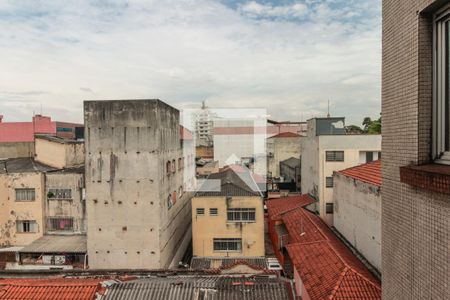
300,117,381,225
192,101,215,146
333,160,381,274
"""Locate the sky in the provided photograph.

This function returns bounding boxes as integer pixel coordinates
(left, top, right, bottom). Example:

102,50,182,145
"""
0,0,381,126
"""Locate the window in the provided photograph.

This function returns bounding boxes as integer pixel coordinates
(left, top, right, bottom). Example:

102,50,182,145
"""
433,9,450,164
178,158,182,170
210,208,218,216
366,151,374,163
172,159,176,173
326,203,334,214
47,217,74,231
196,208,205,215
227,208,256,222
15,188,35,201
166,161,171,174
47,189,72,199
213,238,242,252
16,220,37,233
326,177,334,188
326,151,344,162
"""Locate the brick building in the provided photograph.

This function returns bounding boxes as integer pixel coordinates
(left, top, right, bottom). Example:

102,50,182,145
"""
382,0,450,299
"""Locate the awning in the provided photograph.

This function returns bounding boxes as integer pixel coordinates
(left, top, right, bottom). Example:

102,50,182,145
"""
19,235,87,254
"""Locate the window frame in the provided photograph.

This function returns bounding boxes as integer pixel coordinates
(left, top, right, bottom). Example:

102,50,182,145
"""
325,151,344,162
209,208,218,216
15,188,36,202
47,188,72,200
47,217,74,232
16,220,37,233
196,208,205,216
433,8,450,164
213,238,242,252
325,176,334,188
326,203,334,214
227,208,256,222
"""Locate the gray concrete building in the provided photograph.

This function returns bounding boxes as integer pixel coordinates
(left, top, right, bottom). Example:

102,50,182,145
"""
382,0,450,299
84,100,192,269
267,132,301,179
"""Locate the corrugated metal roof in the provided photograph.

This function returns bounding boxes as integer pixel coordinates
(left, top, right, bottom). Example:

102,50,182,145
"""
102,276,291,300
190,258,268,270
19,235,87,254
0,158,55,174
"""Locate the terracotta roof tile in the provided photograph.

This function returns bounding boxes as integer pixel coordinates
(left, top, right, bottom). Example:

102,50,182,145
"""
0,278,103,300
282,207,381,299
266,195,315,220
337,160,381,187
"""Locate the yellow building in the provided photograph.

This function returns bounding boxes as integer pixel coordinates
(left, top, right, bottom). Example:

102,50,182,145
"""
192,168,264,258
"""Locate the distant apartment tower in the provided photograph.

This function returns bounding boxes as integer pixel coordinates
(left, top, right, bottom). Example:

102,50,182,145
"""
300,117,381,225
193,101,214,146
84,100,192,269
382,1,450,299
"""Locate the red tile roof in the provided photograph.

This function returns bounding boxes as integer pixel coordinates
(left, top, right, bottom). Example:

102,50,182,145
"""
268,132,301,138
337,160,381,187
266,195,316,220
0,278,103,300
281,207,381,299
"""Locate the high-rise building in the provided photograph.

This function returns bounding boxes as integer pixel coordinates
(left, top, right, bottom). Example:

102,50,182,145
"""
382,1,450,299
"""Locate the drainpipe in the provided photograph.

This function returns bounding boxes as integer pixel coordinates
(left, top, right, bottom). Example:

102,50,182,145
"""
83,254,88,269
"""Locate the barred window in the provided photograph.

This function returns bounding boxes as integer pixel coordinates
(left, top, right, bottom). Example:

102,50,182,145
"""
213,238,242,252
326,177,334,188
196,208,205,215
326,151,344,162
47,217,74,231
15,188,35,201
47,189,72,199
227,208,256,222
16,220,37,233
210,208,218,216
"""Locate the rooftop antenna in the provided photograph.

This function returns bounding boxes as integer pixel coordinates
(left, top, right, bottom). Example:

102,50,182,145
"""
327,100,330,118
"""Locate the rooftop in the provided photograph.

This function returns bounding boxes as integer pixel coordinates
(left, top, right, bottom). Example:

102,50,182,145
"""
35,134,83,144
190,257,268,270
20,235,87,254
266,195,315,220
195,167,262,197
0,278,103,300
267,195,381,299
268,132,301,138
336,160,381,187
102,276,291,300
0,157,56,174
280,157,300,168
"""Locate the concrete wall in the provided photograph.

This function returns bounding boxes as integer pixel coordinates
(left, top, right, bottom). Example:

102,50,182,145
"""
192,196,264,257
45,172,85,234
333,173,381,272
267,136,301,178
0,173,44,247
0,142,34,160
301,128,381,225
35,138,84,169
382,0,450,299
84,100,191,269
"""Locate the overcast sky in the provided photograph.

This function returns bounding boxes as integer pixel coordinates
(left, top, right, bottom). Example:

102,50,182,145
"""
0,0,381,125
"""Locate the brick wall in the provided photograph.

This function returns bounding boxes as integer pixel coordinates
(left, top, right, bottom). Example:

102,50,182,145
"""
382,0,450,299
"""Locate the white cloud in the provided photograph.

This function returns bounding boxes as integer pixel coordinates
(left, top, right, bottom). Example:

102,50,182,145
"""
239,1,308,18
0,0,381,125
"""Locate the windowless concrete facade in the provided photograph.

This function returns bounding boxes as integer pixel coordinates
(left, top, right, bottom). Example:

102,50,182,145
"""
84,100,192,269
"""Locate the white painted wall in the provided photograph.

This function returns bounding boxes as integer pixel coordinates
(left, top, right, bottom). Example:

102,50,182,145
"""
333,173,381,272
